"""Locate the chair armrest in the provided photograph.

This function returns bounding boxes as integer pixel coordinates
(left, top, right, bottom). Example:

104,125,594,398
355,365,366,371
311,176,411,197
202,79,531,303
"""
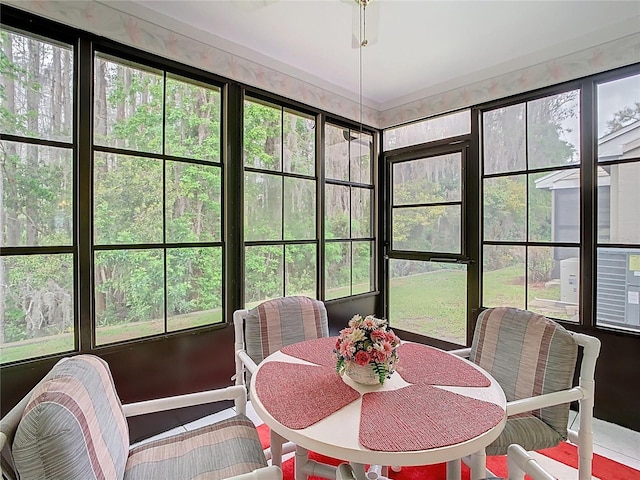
121,385,247,417
225,465,282,480
506,387,584,416
237,350,259,375
448,347,471,358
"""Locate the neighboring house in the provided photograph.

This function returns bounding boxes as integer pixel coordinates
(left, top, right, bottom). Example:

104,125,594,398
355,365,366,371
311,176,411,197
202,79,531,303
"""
535,119,640,328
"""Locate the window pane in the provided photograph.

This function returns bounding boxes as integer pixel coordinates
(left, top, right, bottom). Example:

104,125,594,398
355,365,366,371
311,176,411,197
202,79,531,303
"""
596,169,611,242
0,29,73,142
351,131,372,184
389,259,466,345
527,90,580,169
352,241,373,295
351,187,372,238
393,154,461,206
325,184,350,239
483,104,525,174
94,153,163,244
483,175,526,242
384,110,470,151
94,249,164,345
284,177,315,240
597,73,640,160
527,246,579,321
596,248,640,331
0,254,74,364
244,172,282,242
244,245,284,305
166,162,221,243
285,244,316,298
392,205,461,253
325,123,349,181
94,54,163,153
483,245,526,309
598,162,640,244
1,141,73,247
325,241,351,300
165,75,221,162
244,99,281,171
530,169,580,243
283,109,315,175
167,247,222,332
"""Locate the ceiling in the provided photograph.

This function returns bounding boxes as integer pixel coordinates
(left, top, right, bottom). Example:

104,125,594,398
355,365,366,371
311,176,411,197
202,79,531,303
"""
105,0,640,111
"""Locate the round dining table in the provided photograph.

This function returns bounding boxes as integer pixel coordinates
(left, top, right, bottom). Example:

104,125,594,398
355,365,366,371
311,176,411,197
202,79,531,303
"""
250,336,506,480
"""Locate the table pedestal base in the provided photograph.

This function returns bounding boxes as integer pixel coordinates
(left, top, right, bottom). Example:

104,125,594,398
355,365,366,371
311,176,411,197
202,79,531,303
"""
467,450,487,480
294,447,337,480
293,447,470,480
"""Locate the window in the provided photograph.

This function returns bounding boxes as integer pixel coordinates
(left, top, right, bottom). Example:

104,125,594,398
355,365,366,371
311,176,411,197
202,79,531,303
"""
93,54,223,345
1,28,75,363
324,124,375,300
384,110,470,151
595,72,640,332
481,90,581,320
385,112,470,345
243,97,317,305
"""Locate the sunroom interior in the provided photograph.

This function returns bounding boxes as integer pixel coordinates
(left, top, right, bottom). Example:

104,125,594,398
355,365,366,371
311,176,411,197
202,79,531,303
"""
1,0,639,467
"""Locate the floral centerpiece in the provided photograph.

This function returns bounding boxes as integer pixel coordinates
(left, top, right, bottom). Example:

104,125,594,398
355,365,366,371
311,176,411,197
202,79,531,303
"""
334,314,401,385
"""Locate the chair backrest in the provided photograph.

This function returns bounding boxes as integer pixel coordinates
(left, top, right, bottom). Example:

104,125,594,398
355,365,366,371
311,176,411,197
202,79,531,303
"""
241,296,329,365
470,307,578,437
2,355,130,480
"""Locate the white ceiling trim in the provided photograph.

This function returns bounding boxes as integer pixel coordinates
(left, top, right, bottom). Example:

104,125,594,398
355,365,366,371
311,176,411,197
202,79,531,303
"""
5,0,639,130
381,31,640,128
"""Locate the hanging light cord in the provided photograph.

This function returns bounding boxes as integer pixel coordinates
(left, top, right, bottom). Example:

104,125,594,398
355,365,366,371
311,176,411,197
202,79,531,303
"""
359,0,368,135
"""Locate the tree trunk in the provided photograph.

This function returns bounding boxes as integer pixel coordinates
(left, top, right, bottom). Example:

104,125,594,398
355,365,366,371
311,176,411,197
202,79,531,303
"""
25,38,41,246
52,47,61,138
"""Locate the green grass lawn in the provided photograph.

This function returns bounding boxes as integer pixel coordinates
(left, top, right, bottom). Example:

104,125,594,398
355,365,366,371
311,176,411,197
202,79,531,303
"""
389,269,468,344
389,265,570,344
1,267,571,364
0,309,223,364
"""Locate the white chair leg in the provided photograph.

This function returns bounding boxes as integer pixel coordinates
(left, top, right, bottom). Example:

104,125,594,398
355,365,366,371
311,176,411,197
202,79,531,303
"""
506,450,526,480
507,444,554,480
577,395,595,480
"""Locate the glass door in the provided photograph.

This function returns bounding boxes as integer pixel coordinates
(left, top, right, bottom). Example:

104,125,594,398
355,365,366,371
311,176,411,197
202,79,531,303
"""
386,143,470,345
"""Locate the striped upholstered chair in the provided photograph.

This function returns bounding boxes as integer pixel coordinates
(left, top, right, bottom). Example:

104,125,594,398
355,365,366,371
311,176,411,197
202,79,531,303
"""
0,354,281,480
233,296,329,467
453,307,600,480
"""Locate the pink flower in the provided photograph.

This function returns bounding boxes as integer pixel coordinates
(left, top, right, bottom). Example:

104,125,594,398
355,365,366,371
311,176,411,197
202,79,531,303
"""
371,330,386,341
355,350,370,366
362,317,377,329
340,340,354,358
371,349,387,362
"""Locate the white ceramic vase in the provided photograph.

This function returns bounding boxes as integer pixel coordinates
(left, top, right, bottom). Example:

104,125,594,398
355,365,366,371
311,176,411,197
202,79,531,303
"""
345,361,381,385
